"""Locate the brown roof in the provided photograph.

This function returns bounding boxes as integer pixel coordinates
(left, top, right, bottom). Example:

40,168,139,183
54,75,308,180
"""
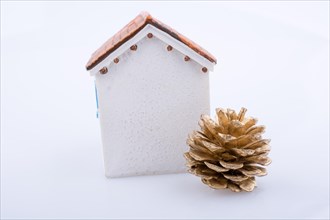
86,11,217,70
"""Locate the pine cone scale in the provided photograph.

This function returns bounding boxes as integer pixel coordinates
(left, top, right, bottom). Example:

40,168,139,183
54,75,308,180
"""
239,165,267,177
202,177,228,189
230,148,255,157
228,182,241,192
242,139,270,149
223,173,249,182
239,178,256,192
219,160,244,170
204,161,229,172
200,140,226,153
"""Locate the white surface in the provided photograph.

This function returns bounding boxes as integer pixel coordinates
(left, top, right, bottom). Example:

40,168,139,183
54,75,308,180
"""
95,34,209,177
1,1,329,219
90,24,215,76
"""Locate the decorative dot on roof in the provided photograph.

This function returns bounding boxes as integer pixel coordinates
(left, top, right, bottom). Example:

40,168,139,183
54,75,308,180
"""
130,45,138,51
184,56,190,62
99,67,108,74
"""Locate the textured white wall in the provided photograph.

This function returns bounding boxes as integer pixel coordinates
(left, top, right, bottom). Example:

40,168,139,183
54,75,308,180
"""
95,36,210,177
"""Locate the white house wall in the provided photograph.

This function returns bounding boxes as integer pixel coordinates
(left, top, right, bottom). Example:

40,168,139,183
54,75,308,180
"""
95,35,210,177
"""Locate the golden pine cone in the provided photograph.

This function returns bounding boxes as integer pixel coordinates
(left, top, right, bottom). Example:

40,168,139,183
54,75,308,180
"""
184,107,271,192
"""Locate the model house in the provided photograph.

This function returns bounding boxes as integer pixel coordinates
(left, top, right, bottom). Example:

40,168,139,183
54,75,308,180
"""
86,11,217,177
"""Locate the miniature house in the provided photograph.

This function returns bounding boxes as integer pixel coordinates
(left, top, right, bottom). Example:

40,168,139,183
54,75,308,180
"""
86,12,217,178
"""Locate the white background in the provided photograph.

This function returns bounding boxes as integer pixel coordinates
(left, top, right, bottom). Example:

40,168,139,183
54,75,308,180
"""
1,1,329,219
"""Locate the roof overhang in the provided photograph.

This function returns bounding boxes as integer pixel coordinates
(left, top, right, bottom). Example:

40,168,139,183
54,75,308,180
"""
89,24,216,76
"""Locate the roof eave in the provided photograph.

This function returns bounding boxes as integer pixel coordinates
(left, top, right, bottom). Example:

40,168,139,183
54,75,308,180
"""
88,25,216,76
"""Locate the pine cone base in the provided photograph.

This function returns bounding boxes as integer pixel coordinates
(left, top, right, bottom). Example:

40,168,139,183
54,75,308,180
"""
184,107,271,192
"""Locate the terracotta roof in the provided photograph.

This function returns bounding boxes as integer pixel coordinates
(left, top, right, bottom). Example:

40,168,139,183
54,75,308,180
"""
86,11,217,70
